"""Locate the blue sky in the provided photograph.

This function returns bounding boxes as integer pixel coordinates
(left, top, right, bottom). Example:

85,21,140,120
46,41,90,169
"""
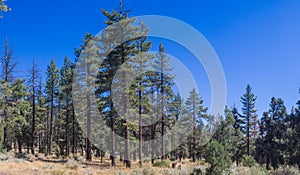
0,0,300,116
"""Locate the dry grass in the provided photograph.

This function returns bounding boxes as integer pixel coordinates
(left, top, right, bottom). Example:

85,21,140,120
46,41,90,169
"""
0,158,196,175
0,158,119,175
2,155,296,175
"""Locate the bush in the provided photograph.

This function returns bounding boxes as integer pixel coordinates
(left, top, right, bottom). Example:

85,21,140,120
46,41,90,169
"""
55,146,61,158
0,153,8,161
153,160,171,168
142,168,156,175
226,166,268,175
270,166,300,175
66,159,79,169
25,154,36,162
51,169,65,175
170,156,176,161
0,153,23,163
163,167,194,175
204,141,231,175
242,155,257,167
73,155,84,163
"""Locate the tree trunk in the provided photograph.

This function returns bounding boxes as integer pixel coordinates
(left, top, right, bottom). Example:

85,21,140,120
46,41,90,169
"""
110,102,116,166
85,66,92,161
49,94,54,155
138,83,143,165
31,68,36,155
3,109,8,150
65,103,70,156
72,106,76,154
161,72,166,159
18,140,22,154
38,133,42,153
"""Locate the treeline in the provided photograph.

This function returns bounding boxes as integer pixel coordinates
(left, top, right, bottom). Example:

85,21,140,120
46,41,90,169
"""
1,5,300,174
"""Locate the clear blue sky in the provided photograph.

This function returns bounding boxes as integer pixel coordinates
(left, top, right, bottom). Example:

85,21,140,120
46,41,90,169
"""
0,0,300,116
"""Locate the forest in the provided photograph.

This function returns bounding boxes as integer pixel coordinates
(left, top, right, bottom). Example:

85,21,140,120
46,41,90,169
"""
1,1,300,175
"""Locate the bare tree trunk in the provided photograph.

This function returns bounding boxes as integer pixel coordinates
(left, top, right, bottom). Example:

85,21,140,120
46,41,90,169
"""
110,102,116,166
138,81,143,165
30,60,38,155
38,133,42,153
31,82,36,154
161,72,166,159
86,68,92,161
65,103,70,156
49,94,54,154
72,106,76,154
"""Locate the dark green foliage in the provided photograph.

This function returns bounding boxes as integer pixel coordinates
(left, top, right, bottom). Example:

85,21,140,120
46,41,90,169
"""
44,59,60,154
284,92,300,168
185,88,207,162
255,98,288,170
240,85,258,156
204,140,231,175
241,155,257,167
214,106,245,166
152,43,175,160
59,57,74,156
95,7,153,167
153,159,170,168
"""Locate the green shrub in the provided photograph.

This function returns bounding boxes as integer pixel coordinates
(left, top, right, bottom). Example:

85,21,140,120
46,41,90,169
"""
51,169,65,175
242,155,257,167
163,167,194,175
153,160,170,168
204,141,231,175
142,168,156,175
55,145,61,158
170,156,176,161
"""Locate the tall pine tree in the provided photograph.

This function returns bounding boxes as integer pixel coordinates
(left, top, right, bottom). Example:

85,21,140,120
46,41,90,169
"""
45,59,59,154
185,88,207,162
240,84,258,156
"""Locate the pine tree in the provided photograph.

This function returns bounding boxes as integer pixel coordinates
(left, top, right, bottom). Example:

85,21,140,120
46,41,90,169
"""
256,98,287,170
152,43,175,160
10,79,30,153
185,88,207,162
240,85,258,156
74,32,100,161
45,59,59,154
167,93,183,160
96,6,150,167
74,33,95,160
36,77,47,153
128,35,153,165
96,7,128,167
231,106,246,166
147,71,161,164
204,140,231,175
1,38,17,150
60,57,74,156
285,106,300,168
28,59,40,154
